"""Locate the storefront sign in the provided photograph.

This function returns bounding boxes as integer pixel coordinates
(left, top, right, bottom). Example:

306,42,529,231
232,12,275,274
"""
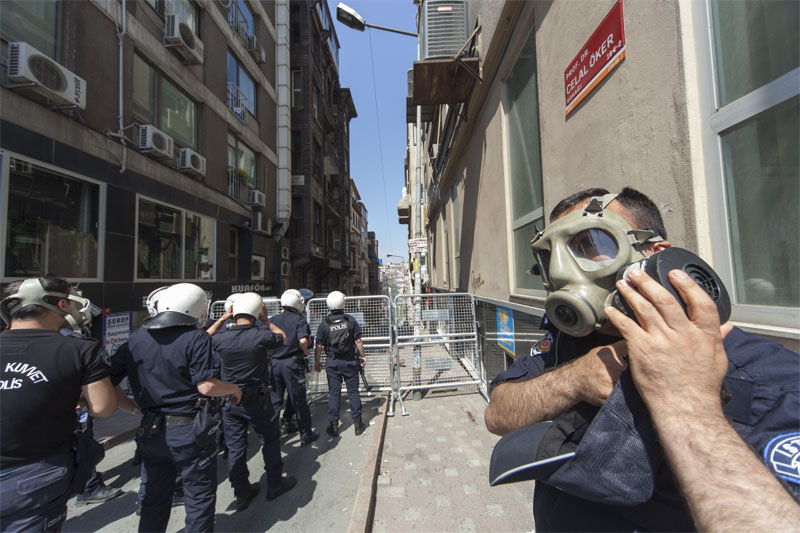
230,282,273,293
103,312,131,356
496,306,515,355
564,0,626,116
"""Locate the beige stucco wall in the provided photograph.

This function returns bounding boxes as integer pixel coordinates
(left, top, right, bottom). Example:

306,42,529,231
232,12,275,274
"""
534,0,695,250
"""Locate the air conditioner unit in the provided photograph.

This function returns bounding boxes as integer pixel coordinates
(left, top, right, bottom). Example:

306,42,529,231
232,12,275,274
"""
420,0,468,60
177,148,206,178
164,14,204,64
138,125,174,159
281,261,290,277
251,255,266,281
281,246,290,260
8,42,87,109
249,189,265,207
250,212,272,234
247,35,267,64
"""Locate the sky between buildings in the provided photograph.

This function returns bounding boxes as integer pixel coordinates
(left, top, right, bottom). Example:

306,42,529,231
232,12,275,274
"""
329,0,418,262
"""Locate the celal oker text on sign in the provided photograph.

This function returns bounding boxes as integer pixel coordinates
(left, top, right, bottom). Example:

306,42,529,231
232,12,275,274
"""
564,0,626,116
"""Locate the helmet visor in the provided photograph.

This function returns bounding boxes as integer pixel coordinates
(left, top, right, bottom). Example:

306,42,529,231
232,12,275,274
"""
568,229,618,271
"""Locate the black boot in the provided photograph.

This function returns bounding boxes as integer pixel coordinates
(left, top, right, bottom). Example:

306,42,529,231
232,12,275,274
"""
354,416,366,436
326,421,339,437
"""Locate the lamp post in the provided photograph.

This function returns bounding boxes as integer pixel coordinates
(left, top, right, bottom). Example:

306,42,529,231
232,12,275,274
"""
336,2,422,300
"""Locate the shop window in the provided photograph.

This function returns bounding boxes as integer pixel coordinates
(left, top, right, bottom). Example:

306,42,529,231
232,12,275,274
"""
505,26,545,294
136,197,215,280
132,54,197,149
3,156,100,280
0,0,59,59
227,51,256,116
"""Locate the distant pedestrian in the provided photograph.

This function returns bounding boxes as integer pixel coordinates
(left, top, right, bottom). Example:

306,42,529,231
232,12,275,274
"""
270,289,319,446
314,291,367,437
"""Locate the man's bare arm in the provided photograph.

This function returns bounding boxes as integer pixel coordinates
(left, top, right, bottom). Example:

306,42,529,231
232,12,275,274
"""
82,377,118,417
484,341,627,436
299,337,310,357
607,269,800,531
206,310,232,336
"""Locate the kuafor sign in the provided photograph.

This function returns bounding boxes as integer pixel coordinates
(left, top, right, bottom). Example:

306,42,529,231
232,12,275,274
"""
564,0,626,116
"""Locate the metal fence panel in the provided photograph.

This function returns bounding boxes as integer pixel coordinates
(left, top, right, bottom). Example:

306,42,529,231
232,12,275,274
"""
306,295,393,397
393,293,481,413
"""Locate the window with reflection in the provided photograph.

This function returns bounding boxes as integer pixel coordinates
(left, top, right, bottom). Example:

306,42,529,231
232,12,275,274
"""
4,157,100,279
0,0,59,59
136,198,215,280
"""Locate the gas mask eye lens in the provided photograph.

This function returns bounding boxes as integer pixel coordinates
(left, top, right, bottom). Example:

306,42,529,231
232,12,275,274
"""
569,229,618,271
554,305,579,328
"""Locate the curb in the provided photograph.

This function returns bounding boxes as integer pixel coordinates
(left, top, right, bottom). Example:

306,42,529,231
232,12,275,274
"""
347,393,390,533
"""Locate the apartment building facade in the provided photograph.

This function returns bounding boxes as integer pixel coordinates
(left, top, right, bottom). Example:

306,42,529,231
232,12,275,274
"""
288,0,357,294
347,178,369,295
1,0,291,327
405,0,798,348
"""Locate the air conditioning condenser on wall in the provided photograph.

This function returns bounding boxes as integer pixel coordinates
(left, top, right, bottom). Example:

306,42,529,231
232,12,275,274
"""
8,42,87,109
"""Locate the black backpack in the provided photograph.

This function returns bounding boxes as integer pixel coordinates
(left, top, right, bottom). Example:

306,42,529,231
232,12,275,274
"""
324,315,354,356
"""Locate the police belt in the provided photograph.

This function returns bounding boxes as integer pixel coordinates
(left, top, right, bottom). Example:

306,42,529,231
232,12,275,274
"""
330,354,356,361
274,352,305,360
164,414,194,427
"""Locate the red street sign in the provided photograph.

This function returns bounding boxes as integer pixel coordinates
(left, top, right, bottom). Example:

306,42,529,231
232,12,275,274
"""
564,0,626,116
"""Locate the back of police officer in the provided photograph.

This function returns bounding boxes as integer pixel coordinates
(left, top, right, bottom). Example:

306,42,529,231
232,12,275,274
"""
110,283,241,533
270,289,320,446
0,276,117,532
211,292,297,510
314,291,367,437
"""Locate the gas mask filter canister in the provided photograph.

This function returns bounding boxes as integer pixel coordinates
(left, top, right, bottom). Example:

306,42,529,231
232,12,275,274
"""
531,195,731,336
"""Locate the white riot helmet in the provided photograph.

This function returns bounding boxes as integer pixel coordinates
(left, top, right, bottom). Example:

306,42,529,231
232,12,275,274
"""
0,277,95,332
326,290,346,311
280,289,305,313
143,283,209,329
224,293,241,314
232,292,264,321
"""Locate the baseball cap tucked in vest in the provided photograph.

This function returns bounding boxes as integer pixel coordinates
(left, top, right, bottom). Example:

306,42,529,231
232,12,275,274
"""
489,369,663,506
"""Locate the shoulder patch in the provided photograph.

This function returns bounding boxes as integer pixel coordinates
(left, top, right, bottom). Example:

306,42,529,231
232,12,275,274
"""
763,432,800,485
531,332,553,357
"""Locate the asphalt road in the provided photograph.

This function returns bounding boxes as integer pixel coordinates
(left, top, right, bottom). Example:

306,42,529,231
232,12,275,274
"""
63,394,384,533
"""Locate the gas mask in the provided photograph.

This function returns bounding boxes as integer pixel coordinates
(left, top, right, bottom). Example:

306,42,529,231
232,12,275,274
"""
0,278,96,333
530,194,730,337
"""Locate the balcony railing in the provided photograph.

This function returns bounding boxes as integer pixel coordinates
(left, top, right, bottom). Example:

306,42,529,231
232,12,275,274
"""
227,3,250,43
227,167,251,204
227,83,247,122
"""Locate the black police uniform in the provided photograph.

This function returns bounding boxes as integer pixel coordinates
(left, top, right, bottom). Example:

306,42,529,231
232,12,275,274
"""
211,324,285,497
490,322,800,531
0,329,109,531
269,309,315,442
111,325,219,533
316,310,363,425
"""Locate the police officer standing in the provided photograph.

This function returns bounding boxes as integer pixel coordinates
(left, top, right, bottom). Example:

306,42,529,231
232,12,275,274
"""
110,283,242,533
314,291,367,437
270,289,319,446
211,292,297,511
0,276,118,531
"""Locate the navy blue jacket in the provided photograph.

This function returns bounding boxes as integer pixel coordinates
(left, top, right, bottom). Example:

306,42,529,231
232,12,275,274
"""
491,325,800,530
269,309,311,359
211,324,283,388
315,311,362,358
111,326,217,416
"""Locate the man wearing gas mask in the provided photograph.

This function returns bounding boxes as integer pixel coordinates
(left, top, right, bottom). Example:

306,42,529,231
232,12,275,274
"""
486,188,800,531
0,276,118,531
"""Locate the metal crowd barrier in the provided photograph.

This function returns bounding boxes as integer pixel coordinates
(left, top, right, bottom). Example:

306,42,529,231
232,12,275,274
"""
306,295,394,412
392,293,482,416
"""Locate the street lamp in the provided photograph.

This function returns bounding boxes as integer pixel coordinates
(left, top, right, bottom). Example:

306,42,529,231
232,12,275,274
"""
336,3,417,37
336,2,423,299
386,254,405,262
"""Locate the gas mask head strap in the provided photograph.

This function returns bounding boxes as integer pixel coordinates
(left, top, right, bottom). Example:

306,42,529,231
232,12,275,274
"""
0,278,90,331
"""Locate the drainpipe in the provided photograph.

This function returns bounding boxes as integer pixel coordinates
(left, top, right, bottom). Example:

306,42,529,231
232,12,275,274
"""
276,0,292,238
116,0,127,173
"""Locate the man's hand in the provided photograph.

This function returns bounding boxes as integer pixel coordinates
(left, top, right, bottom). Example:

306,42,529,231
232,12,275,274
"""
572,341,628,406
315,361,322,373
229,385,242,406
605,268,732,410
